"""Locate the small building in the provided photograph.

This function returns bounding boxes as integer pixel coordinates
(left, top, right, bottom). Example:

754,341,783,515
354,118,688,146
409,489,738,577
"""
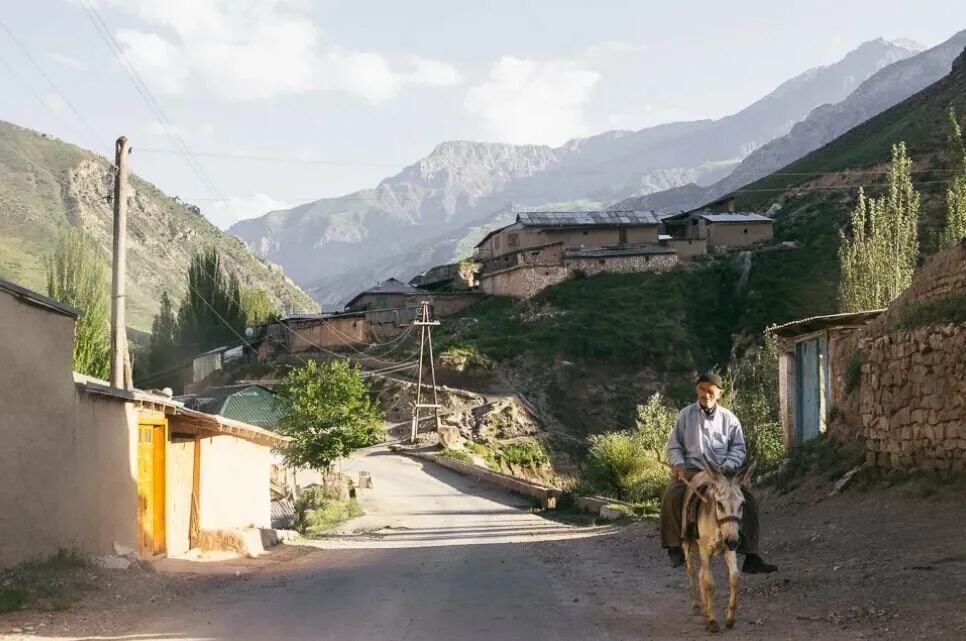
345,278,482,317
662,211,774,249
409,262,477,291
177,384,281,428
0,278,287,567
563,243,678,276
770,310,884,450
475,210,661,261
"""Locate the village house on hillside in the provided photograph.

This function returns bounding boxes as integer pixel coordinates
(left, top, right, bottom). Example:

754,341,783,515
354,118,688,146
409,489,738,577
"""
0,278,287,568
409,262,478,291
473,211,678,298
661,211,774,249
345,277,481,316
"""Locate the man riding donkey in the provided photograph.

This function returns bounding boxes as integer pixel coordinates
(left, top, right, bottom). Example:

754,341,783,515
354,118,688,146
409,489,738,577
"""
660,372,778,575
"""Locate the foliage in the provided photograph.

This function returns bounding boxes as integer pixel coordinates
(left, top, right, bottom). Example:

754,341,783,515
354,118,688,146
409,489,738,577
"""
240,287,281,326
723,332,785,471
439,344,493,371
893,292,966,329
845,353,863,394
141,291,180,390
176,248,247,356
497,442,550,468
438,448,473,463
633,392,678,457
941,108,966,251
45,228,111,378
839,143,921,312
293,486,363,537
584,431,668,502
274,359,384,470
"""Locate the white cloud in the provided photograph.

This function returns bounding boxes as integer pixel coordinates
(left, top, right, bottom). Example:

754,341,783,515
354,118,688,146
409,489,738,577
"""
48,52,88,70
205,193,290,229
44,93,66,114
95,0,461,103
464,56,600,145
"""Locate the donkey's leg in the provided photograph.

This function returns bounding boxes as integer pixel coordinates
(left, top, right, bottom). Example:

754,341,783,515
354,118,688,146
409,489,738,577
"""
684,542,701,615
725,549,740,629
699,545,719,633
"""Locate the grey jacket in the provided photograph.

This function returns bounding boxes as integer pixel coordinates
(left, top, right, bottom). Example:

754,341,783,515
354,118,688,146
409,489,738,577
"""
666,402,747,473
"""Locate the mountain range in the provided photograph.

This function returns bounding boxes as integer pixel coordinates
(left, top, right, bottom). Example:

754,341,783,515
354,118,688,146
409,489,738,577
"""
229,38,919,304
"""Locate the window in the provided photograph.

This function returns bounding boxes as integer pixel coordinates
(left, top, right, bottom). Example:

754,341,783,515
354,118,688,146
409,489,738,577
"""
494,236,501,250
376,297,388,309
618,227,627,244
598,259,605,265
743,228,748,234
508,233,519,248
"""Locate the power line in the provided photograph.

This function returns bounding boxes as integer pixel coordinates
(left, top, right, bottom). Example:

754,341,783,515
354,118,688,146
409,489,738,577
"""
77,0,223,201
0,19,108,155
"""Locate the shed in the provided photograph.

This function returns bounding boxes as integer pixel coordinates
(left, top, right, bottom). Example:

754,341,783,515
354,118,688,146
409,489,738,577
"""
770,310,884,450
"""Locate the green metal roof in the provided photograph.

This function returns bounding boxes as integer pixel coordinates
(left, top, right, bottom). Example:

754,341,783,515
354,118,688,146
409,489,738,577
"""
186,384,282,428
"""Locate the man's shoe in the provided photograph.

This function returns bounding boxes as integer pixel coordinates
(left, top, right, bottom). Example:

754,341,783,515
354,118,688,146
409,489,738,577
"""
667,547,685,568
742,554,778,574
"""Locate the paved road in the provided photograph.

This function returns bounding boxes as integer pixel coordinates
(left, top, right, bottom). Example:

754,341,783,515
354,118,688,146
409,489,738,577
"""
136,450,622,641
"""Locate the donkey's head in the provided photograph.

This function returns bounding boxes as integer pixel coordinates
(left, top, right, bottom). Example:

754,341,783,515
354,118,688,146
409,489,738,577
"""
702,458,755,552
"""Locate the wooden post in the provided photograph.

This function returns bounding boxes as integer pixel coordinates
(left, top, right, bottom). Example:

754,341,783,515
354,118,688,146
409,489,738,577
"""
410,301,442,442
110,136,130,389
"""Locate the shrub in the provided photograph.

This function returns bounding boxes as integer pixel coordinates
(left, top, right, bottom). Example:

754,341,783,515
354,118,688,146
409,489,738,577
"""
633,392,678,457
294,485,363,537
499,442,549,468
584,431,669,501
892,292,966,330
439,345,494,371
438,448,472,463
845,353,862,394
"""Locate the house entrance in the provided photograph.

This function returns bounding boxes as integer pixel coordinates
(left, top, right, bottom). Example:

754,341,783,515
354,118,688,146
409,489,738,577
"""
137,416,167,556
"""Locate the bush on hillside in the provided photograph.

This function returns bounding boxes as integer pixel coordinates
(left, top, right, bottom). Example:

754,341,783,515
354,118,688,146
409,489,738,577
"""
633,392,678,457
584,431,669,502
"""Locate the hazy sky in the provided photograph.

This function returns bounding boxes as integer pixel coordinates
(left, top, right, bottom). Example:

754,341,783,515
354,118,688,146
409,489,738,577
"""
2,1,965,228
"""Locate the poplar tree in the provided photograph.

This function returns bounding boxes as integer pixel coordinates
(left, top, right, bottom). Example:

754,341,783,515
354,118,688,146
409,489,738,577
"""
940,108,966,250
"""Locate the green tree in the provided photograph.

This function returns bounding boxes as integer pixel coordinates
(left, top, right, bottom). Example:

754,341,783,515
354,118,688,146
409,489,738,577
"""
240,287,281,326
633,392,678,458
839,142,920,312
723,333,785,470
45,228,111,378
140,291,181,390
941,108,966,250
177,248,247,355
274,360,385,469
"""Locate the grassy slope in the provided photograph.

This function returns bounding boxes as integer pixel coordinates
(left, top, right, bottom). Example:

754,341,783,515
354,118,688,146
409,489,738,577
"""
0,121,317,330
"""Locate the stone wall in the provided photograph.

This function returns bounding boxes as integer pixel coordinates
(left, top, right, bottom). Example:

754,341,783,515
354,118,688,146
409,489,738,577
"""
830,241,966,471
563,253,677,276
835,324,966,471
479,265,571,299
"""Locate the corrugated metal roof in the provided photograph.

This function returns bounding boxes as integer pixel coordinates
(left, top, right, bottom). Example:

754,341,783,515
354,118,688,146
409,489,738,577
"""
517,210,659,227
186,384,282,428
695,212,773,223
769,310,885,338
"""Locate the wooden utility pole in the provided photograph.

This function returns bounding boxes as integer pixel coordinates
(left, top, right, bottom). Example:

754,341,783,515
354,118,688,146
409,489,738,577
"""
409,300,442,443
110,136,131,389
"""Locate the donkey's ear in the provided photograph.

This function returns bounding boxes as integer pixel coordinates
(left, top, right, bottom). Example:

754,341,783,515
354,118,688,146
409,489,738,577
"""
738,460,757,487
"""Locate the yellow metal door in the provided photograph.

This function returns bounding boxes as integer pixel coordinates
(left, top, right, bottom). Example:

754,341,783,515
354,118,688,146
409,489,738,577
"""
137,418,167,556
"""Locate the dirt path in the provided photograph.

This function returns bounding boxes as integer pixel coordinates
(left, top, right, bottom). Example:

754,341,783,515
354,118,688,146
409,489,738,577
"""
3,451,963,640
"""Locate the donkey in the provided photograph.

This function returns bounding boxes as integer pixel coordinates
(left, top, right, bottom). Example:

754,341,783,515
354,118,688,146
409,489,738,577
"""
680,458,755,633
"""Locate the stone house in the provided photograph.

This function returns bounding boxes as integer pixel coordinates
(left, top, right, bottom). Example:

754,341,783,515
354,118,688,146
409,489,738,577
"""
409,262,477,291
475,211,678,298
475,210,661,261
345,278,482,317
771,310,884,450
0,278,287,567
662,211,774,249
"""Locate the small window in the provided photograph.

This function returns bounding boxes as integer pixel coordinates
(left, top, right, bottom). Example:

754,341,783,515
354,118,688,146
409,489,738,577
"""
508,233,519,248
582,231,588,235
376,297,388,309
598,259,605,265
743,228,748,234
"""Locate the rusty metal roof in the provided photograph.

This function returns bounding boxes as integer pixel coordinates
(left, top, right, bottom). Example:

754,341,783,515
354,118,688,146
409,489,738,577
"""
768,310,885,338
517,210,659,227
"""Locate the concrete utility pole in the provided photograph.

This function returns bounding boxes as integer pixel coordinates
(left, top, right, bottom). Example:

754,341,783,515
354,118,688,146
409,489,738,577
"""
110,136,131,390
409,301,442,443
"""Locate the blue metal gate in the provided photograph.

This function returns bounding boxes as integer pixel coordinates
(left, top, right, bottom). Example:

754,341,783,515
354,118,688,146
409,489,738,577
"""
795,338,822,443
